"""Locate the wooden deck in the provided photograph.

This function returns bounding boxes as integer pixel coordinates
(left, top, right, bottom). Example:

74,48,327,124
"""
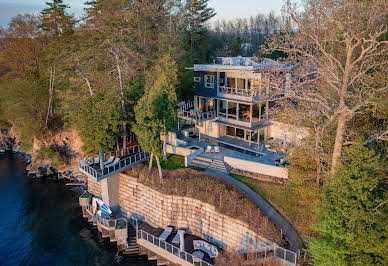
79,145,150,181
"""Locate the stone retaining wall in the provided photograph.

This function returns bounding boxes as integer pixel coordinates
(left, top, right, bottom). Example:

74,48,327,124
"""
88,176,101,196
118,173,273,252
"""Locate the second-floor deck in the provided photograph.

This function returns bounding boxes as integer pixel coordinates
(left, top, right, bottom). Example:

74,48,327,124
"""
218,86,268,102
178,109,217,122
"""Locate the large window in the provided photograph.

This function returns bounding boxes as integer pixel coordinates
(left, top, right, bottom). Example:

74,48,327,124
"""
227,102,237,119
260,102,267,119
226,126,235,137
252,104,260,123
219,100,227,117
237,78,245,90
251,131,258,142
259,129,265,142
208,98,215,111
200,97,207,112
194,96,199,110
227,77,235,88
236,128,244,139
238,103,251,122
205,75,214,88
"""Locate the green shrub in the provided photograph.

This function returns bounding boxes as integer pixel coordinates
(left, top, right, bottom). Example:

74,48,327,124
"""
36,146,64,168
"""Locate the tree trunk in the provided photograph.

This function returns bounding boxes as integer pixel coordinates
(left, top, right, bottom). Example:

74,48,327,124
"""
149,153,153,171
155,155,163,183
314,130,322,187
331,114,347,176
45,65,55,128
112,46,128,149
76,55,94,96
163,123,167,160
77,66,93,96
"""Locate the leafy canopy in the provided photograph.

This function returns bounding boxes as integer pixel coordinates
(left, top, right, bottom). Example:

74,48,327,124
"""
77,93,122,154
133,54,178,156
309,142,388,265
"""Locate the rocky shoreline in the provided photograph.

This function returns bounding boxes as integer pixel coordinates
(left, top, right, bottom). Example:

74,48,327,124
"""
0,128,87,188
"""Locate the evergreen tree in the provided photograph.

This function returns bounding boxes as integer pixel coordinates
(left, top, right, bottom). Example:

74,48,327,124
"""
185,0,215,62
77,93,121,154
40,0,75,38
133,54,178,181
309,142,388,265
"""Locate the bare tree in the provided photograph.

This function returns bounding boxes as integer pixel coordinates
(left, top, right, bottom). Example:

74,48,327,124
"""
45,65,55,128
263,0,388,175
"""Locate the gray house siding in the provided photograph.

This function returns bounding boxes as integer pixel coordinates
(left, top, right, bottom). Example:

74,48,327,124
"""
194,71,217,98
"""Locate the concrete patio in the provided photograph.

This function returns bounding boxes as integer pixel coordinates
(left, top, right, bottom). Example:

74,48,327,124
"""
176,131,282,166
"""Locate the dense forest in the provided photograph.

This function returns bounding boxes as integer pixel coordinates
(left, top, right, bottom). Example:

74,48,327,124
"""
0,0,387,265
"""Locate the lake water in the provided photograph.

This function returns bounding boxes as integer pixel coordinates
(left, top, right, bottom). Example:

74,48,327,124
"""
0,154,152,266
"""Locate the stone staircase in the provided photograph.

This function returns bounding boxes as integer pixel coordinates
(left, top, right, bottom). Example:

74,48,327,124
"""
123,228,139,256
190,154,232,174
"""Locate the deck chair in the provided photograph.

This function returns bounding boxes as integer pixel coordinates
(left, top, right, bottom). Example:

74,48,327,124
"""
159,226,174,241
93,157,99,164
103,156,115,166
105,158,120,168
172,229,186,245
206,146,212,153
214,146,220,153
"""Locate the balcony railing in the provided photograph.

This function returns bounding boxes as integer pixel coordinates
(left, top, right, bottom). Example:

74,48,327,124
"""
178,109,217,122
79,146,150,180
218,86,268,102
137,229,214,266
179,100,194,111
85,204,128,229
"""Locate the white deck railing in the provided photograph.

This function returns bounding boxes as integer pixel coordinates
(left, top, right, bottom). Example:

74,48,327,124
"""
85,204,128,229
137,229,214,266
178,110,217,122
79,147,150,180
179,101,194,111
219,86,260,98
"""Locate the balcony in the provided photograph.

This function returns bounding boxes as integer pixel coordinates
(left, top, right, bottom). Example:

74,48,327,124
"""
218,86,267,102
178,109,217,122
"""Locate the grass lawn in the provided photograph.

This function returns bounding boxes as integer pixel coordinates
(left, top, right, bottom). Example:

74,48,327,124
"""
230,173,317,239
150,154,185,170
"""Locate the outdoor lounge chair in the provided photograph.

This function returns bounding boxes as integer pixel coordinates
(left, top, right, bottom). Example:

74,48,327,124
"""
172,228,186,245
103,156,115,166
214,146,220,153
159,226,174,241
94,156,100,164
105,158,120,168
193,240,218,258
81,158,92,167
206,146,212,153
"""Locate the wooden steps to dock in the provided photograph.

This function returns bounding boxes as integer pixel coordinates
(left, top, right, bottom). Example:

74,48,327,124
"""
123,228,139,256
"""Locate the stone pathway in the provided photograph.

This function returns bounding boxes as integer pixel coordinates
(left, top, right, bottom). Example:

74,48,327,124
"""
204,169,304,252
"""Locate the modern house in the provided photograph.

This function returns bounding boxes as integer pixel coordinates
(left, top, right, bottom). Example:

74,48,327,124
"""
178,57,297,151
173,57,309,179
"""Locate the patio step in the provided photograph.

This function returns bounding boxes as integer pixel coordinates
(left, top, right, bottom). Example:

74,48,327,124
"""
190,156,212,169
204,159,230,174
191,154,233,174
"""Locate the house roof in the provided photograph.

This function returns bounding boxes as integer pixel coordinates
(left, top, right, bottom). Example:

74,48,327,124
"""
191,57,294,72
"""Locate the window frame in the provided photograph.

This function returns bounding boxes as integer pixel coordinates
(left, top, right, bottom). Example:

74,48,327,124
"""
204,75,215,88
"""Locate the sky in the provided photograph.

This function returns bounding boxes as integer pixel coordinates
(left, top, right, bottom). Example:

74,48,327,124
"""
0,0,286,27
